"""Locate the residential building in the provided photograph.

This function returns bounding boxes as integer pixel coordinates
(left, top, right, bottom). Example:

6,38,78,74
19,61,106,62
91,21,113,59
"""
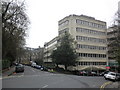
58,14,108,71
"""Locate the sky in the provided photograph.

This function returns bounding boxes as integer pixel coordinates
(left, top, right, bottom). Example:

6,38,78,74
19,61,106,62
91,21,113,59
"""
25,0,120,48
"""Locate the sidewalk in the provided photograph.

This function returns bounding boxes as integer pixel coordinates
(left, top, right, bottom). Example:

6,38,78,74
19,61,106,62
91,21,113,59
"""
106,81,120,88
2,66,15,77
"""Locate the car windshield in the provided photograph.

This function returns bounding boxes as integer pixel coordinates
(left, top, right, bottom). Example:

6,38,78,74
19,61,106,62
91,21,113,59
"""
18,64,23,66
110,73,116,76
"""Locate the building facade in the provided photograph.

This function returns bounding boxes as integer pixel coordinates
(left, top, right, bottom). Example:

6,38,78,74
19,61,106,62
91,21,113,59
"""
43,36,58,63
44,14,108,71
58,14,108,71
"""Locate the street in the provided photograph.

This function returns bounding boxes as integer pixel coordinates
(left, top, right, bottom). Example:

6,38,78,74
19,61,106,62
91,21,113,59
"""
2,66,110,88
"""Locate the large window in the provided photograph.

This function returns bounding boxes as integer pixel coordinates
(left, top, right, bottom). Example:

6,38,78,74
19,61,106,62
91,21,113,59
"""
76,27,106,36
78,53,106,58
59,20,69,27
76,19,106,29
77,44,106,50
59,28,69,35
78,62,106,66
76,36,106,43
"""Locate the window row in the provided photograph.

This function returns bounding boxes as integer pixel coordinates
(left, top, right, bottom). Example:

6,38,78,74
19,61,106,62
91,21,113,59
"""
78,62,106,66
76,36,106,43
78,53,106,58
77,44,106,50
76,27,106,36
76,19,106,29
59,28,69,35
59,20,69,27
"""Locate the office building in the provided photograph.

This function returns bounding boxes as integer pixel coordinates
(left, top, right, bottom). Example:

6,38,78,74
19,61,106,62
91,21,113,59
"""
44,14,108,71
58,14,108,71
43,36,58,64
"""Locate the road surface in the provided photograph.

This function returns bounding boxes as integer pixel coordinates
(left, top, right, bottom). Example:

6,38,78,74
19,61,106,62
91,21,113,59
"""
2,66,109,88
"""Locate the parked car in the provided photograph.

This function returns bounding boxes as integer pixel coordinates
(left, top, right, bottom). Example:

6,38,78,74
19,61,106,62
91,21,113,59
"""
87,71,97,76
99,71,110,76
15,64,24,72
34,65,41,69
13,62,19,66
31,62,36,67
116,73,120,81
79,71,87,76
41,67,48,71
104,72,120,81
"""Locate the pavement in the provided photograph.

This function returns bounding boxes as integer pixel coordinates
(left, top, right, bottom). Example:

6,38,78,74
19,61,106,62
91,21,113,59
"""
104,81,120,89
2,66,15,77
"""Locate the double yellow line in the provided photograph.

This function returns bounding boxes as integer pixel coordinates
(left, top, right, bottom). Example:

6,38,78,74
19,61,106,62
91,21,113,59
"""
100,81,112,89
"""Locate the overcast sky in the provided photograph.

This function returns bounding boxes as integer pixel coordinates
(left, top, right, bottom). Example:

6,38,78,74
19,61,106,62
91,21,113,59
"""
25,0,119,48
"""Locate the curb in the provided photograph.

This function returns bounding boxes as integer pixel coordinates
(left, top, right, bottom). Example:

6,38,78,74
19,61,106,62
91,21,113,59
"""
100,81,112,89
2,66,15,77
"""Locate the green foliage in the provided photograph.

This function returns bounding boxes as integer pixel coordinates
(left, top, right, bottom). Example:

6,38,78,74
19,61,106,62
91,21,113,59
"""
2,60,11,69
51,33,78,70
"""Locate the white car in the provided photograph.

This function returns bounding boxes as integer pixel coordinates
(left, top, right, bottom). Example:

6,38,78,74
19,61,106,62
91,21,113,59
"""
104,72,118,81
31,62,36,67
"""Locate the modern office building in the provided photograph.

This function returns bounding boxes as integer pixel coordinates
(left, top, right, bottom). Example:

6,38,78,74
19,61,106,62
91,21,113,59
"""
43,36,58,64
58,14,108,71
44,14,108,71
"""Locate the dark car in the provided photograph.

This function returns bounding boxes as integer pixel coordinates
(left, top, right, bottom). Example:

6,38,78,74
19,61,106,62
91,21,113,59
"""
116,73,120,81
41,67,48,71
99,71,110,76
15,64,24,72
87,71,97,76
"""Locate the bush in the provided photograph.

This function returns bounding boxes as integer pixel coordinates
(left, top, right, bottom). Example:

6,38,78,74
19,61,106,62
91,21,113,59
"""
2,60,11,70
43,63,55,69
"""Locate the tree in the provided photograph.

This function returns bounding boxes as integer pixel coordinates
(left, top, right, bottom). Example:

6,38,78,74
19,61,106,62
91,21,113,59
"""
109,10,120,72
51,33,78,71
2,0,30,66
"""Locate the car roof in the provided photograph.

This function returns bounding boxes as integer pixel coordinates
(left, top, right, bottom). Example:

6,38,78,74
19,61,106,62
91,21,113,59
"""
108,72,116,74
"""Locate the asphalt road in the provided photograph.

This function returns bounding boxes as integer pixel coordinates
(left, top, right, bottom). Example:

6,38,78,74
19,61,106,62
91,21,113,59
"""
2,66,109,88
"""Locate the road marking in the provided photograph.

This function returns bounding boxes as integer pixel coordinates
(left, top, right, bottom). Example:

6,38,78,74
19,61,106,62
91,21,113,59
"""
32,69,35,72
100,81,112,89
42,85,48,88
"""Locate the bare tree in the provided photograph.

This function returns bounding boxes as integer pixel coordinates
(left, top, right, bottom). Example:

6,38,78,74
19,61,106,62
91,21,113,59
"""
109,10,120,72
2,0,30,66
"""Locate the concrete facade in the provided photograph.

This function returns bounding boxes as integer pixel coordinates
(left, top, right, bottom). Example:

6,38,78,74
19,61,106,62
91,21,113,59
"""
58,15,108,70
44,14,108,71
43,36,58,63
